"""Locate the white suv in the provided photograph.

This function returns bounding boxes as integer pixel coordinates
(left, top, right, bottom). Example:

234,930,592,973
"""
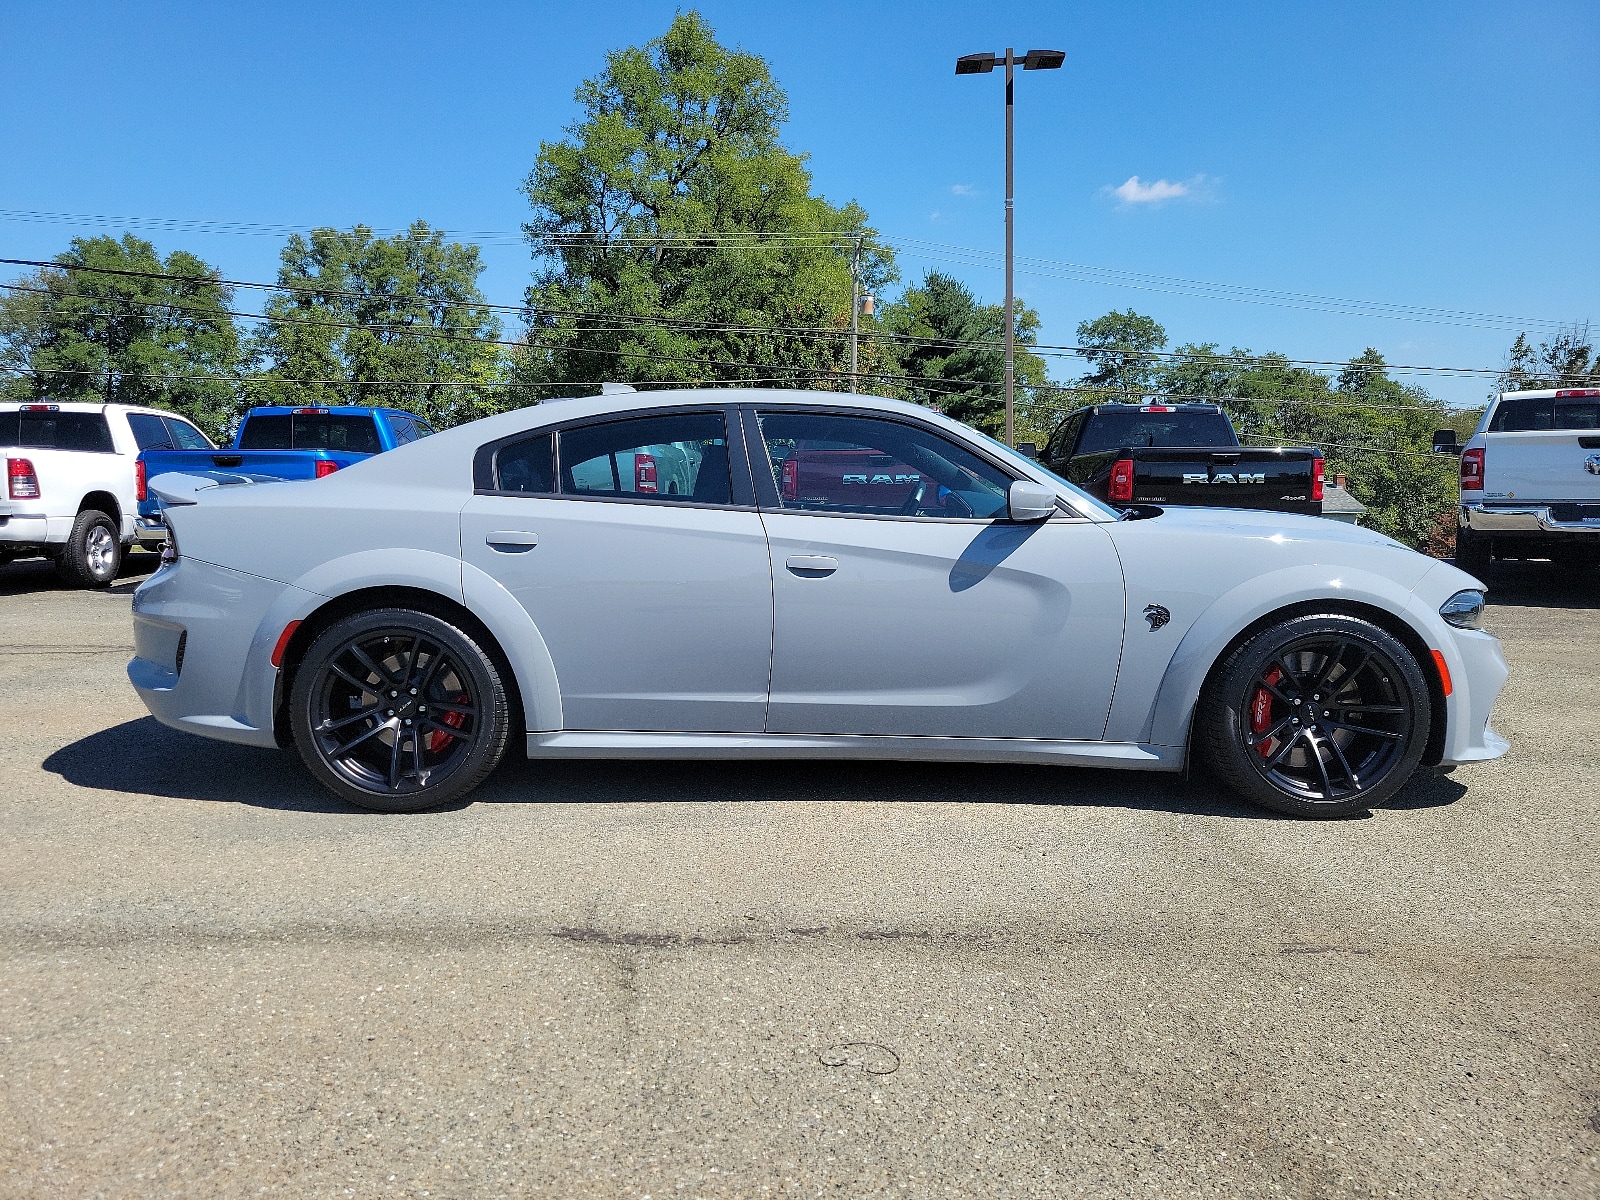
0,402,214,587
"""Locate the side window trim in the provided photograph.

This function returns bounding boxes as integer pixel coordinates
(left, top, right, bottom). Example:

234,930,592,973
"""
739,404,1025,522
472,404,757,509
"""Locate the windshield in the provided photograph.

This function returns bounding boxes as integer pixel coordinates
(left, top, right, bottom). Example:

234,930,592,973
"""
967,427,1121,520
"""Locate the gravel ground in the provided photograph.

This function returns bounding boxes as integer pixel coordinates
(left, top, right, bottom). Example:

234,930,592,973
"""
0,551,1595,1199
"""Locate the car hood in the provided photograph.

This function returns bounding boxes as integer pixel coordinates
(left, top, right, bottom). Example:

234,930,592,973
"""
1111,504,1405,551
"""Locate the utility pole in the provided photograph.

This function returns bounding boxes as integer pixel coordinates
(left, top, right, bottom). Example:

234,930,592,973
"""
955,47,1064,446
849,235,861,393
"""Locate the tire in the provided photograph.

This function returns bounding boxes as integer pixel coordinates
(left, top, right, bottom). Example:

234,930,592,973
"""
1454,526,1491,578
0,549,15,568
1197,613,1432,818
55,509,122,588
288,608,511,812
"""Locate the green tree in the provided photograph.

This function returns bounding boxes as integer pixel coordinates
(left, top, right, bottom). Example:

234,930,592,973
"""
877,271,1049,438
1075,309,1168,396
249,222,506,428
518,11,894,396
1496,324,1596,393
5,236,242,439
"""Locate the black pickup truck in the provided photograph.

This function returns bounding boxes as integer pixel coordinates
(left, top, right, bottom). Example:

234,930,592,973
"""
1040,403,1324,515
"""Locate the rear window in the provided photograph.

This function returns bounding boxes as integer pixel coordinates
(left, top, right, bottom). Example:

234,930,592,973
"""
1489,397,1600,432
0,410,115,453
238,412,382,453
1076,411,1235,455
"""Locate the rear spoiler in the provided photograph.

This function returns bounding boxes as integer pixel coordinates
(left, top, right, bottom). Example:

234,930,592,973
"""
148,471,275,508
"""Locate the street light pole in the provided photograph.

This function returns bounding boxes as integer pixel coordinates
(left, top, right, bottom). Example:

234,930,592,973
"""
1004,48,1015,448
956,47,1064,446
849,235,861,392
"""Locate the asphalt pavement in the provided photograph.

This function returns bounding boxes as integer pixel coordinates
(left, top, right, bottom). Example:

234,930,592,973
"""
0,550,1595,1199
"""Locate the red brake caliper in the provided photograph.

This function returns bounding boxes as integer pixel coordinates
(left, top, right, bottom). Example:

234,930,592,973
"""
1251,667,1281,758
426,693,469,755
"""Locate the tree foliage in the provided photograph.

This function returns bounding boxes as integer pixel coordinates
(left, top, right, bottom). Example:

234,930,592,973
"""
518,11,894,396
0,236,241,439
249,223,506,428
876,271,1047,437
1074,308,1168,396
1496,324,1596,393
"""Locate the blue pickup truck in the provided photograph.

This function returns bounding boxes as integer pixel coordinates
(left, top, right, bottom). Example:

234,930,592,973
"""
135,405,433,548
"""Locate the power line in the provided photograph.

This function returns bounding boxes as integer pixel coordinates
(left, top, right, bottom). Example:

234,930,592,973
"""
7,257,1589,387
0,206,1580,335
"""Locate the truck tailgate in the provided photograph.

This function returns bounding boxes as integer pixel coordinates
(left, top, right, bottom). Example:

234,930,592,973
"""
1482,430,1600,503
1131,447,1320,512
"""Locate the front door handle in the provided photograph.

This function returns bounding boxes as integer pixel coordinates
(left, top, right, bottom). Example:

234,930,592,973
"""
486,530,538,552
785,554,838,577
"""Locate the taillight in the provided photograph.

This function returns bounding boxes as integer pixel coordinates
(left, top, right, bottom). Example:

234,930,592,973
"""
314,460,340,479
634,452,658,494
780,456,799,501
1107,456,1135,503
7,458,40,500
1311,457,1325,502
135,459,148,502
1460,447,1484,492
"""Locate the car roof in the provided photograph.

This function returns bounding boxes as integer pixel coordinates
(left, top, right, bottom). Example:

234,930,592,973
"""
0,401,192,418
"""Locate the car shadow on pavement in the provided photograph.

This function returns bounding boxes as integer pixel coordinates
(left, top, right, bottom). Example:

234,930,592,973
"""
0,552,158,595
46,717,1469,820
1462,558,1600,610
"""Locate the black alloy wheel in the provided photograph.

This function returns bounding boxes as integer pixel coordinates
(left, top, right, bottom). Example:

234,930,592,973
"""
1198,613,1431,818
289,608,509,812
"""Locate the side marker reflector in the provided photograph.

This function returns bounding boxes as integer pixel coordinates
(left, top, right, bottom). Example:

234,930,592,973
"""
1430,649,1453,697
271,620,302,669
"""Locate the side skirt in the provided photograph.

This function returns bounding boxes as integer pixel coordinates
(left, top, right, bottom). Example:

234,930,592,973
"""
524,730,1183,771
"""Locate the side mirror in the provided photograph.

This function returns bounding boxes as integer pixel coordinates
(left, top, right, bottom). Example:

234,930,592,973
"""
1008,479,1056,522
1432,428,1461,455
1015,441,1039,460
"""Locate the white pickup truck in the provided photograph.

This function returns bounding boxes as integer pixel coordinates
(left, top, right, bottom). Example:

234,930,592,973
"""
1448,387,1600,574
0,402,214,587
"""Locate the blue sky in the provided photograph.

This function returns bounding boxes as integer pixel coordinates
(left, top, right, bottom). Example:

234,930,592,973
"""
2,0,1594,407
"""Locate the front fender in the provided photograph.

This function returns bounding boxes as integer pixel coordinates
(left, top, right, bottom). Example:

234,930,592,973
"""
1131,566,1432,750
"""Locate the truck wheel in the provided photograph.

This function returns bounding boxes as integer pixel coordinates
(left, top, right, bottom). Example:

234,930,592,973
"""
1197,613,1431,818
1454,527,1491,577
55,510,122,588
289,608,511,812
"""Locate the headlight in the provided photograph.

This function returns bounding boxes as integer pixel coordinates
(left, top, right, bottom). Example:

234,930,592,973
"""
1440,589,1485,630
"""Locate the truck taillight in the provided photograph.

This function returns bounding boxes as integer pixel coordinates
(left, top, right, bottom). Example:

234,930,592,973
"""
1107,456,1135,503
1460,447,1484,492
314,460,340,479
7,458,40,500
1312,457,1325,502
780,456,799,501
634,452,658,494
135,459,148,502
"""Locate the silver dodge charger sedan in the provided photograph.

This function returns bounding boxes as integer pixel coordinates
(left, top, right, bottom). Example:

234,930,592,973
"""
129,388,1508,817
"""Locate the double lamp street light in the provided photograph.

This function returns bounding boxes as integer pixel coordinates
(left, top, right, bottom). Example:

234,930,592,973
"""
955,47,1064,448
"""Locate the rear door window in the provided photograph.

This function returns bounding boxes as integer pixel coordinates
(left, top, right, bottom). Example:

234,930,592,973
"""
126,413,176,450
558,412,732,505
385,414,417,445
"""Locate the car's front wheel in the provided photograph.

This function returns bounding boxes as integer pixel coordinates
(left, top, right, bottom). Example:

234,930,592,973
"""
1198,613,1432,818
289,608,511,812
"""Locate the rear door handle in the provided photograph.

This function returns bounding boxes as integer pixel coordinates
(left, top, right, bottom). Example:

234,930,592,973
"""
486,530,538,552
785,555,838,576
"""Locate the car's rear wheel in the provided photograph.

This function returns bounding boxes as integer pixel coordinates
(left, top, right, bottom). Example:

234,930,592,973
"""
55,509,121,588
1198,613,1431,818
289,608,510,812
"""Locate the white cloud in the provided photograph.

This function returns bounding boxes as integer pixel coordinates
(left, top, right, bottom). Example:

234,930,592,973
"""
949,184,977,197
1108,174,1214,206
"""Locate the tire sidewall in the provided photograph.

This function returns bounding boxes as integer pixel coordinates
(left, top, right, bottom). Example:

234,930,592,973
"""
57,509,121,588
1200,613,1432,818
288,607,510,813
